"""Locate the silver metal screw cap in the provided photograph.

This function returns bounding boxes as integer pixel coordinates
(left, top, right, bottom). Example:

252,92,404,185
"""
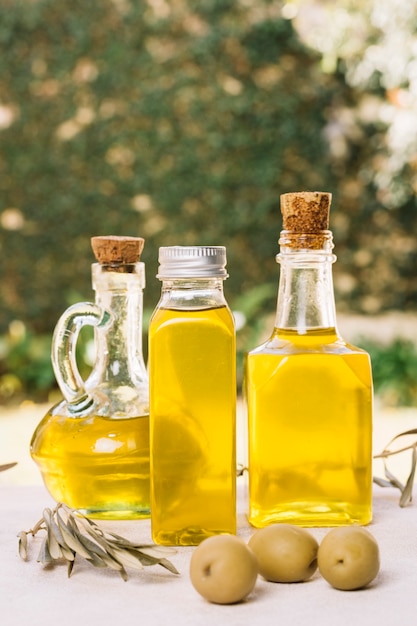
157,246,228,279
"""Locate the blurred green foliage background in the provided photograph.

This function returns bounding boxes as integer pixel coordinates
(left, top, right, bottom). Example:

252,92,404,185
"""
0,0,416,405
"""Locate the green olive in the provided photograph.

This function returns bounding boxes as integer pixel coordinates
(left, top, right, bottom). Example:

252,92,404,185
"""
248,524,318,583
317,526,380,590
189,534,259,604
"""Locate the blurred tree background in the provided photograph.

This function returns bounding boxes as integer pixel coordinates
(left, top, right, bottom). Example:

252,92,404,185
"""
0,0,416,404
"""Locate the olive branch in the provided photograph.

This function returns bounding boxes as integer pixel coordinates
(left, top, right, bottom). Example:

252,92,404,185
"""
373,428,417,507
18,502,179,581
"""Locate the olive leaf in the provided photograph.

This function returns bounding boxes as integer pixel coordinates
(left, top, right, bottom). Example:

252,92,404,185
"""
17,531,28,560
373,428,417,507
0,462,17,472
18,502,180,580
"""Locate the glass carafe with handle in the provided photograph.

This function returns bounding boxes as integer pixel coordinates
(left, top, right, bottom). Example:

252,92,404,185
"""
31,235,150,520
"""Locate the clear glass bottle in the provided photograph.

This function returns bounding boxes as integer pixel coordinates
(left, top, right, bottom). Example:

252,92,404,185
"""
245,192,373,528
31,236,150,520
149,246,236,545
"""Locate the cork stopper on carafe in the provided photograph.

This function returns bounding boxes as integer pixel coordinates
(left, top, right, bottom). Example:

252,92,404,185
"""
91,236,145,266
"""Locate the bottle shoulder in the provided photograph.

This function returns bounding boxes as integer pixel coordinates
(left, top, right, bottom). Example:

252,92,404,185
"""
150,303,235,329
248,327,370,357
152,282,229,312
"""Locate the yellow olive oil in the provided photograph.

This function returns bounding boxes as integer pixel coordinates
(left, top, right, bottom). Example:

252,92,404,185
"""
149,305,236,545
30,411,150,520
246,328,373,528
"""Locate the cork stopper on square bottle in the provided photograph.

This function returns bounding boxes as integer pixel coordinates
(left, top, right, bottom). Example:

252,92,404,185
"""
280,191,331,232
91,236,145,266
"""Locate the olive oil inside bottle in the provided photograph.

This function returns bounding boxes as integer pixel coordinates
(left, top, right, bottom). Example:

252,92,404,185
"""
31,409,150,520
246,327,373,527
150,305,236,545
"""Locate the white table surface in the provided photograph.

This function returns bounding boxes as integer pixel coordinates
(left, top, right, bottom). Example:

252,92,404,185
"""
1,480,416,626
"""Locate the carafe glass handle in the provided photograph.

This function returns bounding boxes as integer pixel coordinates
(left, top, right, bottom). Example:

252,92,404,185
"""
51,302,110,414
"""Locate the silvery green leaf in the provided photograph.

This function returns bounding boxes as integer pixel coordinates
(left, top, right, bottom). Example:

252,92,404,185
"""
373,476,394,488
124,547,180,573
37,536,53,565
85,552,108,568
111,548,145,571
43,509,63,559
119,567,128,582
0,462,17,472
77,514,104,535
67,558,75,578
383,464,404,492
399,446,416,508
56,511,92,559
129,550,160,566
82,524,115,550
46,509,67,548
73,530,109,560
107,531,135,544
72,531,115,569
60,545,76,561
138,545,177,558
99,552,126,573
158,558,180,575
17,531,28,560
48,531,63,560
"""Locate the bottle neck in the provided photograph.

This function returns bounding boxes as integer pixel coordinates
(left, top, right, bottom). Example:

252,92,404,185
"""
158,277,227,310
274,232,338,334
90,263,148,390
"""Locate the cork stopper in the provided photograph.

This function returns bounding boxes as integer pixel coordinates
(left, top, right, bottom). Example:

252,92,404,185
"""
280,191,331,232
91,236,145,265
